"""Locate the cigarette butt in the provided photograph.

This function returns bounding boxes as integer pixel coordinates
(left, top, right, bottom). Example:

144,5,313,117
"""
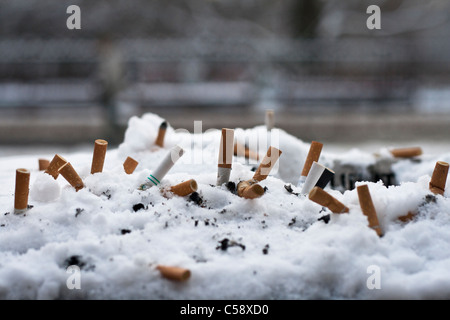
398,211,416,223
156,265,191,282
265,109,274,131
218,128,234,169
301,141,323,178
38,159,50,171
357,184,383,237
141,145,185,190
58,162,84,191
123,156,139,174
252,146,282,182
390,147,422,158
155,121,168,148
170,179,198,197
429,161,449,196
45,154,68,179
308,186,349,214
91,139,108,174
234,141,259,161
300,161,334,195
14,168,30,214
237,180,265,199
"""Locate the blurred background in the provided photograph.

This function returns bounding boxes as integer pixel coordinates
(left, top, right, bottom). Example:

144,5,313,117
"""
2,0,450,154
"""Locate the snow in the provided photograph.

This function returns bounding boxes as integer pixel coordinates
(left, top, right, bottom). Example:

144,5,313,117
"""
1,112,450,299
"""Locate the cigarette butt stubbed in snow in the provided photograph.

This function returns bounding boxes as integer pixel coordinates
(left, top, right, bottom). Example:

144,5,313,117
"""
156,265,191,282
265,109,274,131
170,179,198,197
14,168,30,214
45,154,68,179
91,139,108,174
123,156,139,174
141,145,185,190
253,146,282,182
308,186,349,214
357,184,383,237
299,141,323,185
390,147,422,158
300,161,335,195
155,121,168,148
217,128,234,186
429,161,449,196
38,159,50,171
234,141,259,161
237,179,265,199
58,162,84,192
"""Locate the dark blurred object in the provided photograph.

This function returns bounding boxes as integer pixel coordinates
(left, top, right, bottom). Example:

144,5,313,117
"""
290,0,322,38
96,35,126,143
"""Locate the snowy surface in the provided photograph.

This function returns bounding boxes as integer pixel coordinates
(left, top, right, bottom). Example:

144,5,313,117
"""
1,112,450,299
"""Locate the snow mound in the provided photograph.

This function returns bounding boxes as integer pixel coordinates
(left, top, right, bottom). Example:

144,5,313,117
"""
0,112,450,299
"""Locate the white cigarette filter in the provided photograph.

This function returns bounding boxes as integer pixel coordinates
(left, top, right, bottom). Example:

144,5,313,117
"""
298,141,323,187
217,128,234,186
140,145,185,190
265,110,274,131
300,161,335,195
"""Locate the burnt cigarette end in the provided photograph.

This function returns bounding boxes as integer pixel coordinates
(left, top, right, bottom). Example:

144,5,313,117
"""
170,179,198,197
308,187,349,214
123,156,139,174
301,141,323,178
155,121,168,147
38,159,50,171
390,147,422,158
91,139,108,174
357,184,383,237
252,146,282,182
156,265,191,282
429,161,449,196
237,180,265,199
58,162,84,192
45,154,68,179
14,168,30,213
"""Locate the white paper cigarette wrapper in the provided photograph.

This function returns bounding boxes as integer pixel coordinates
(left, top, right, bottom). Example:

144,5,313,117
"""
217,167,232,186
141,145,184,190
301,162,326,195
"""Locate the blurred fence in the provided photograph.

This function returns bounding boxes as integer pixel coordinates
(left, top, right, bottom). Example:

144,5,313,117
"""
1,37,450,144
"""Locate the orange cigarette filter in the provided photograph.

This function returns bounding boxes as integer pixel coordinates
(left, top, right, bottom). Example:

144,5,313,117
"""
308,186,349,214
301,141,323,178
237,180,265,199
155,121,168,148
170,179,198,197
390,147,422,158
429,161,449,196
218,128,234,169
58,162,84,192
234,141,259,161
45,154,68,179
252,146,282,182
357,185,383,237
38,159,50,171
14,168,30,212
91,139,108,174
123,156,139,174
398,211,416,223
156,265,191,282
